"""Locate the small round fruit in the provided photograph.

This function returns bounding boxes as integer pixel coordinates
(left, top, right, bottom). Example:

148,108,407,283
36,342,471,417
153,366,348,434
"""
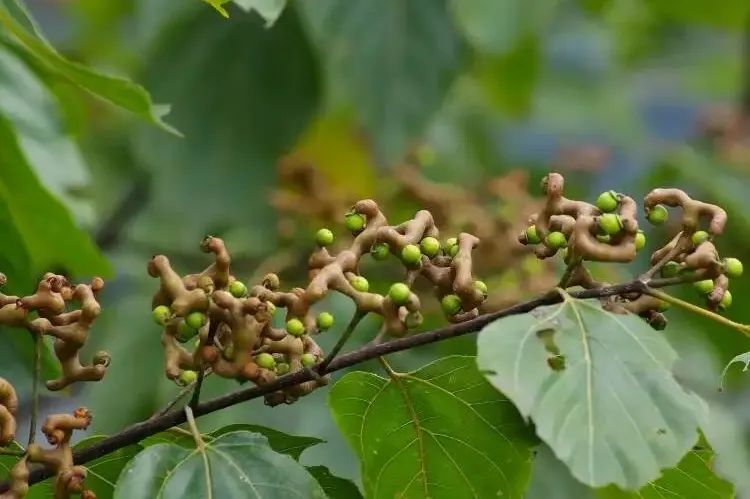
693,279,714,294
178,370,197,386
401,244,422,266
657,300,670,312
647,204,668,225
441,294,462,316
276,362,290,375
447,244,459,257
345,213,365,232
691,230,709,246
152,305,171,326
229,280,247,298
634,230,646,251
420,237,441,258
223,344,235,360
405,311,423,329
719,290,733,310
371,242,390,261
525,225,541,245
661,261,680,278
724,257,744,278
301,353,316,368
596,190,619,213
316,312,334,331
286,318,305,337
185,311,206,330
598,213,622,236
177,321,197,343
474,280,488,296
266,301,277,316
350,275,370,292
596,234,611,243
388,283,411,305
315,228,335,247
545,231,567,249
255,352,276,370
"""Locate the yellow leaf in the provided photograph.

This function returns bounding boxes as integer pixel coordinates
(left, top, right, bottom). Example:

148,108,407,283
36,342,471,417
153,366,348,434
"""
203,0,231,18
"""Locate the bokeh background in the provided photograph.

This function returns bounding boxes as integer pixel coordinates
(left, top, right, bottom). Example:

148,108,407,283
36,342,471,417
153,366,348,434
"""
3,0,750,496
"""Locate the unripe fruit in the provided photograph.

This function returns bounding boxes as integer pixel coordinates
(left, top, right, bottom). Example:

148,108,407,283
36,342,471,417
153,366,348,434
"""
661,261,680,278
719,290,733,310
693,279,714,294
185,311,206,330
475,280,488,296
388,283,411,305
301,353,316,368
178,370,197,386
657,300,670,312
691,230,709,246
401,244,422,266
177,321,198,343
634,230,646,251
276,362,290,375
596,190,619,213
152,305,171,326
223,344,235,360
345,213,365,233
229,280,247,298
371,242,390,261
545,231,567,249
647,204,668,225
315,228,335,247
724,257,743,278
441,294,462,316
266,301,276,316
405,311,423,329
316,312,334,331
420,237,441,258
350,275,369,292
286,318,305,337
445,237,459,257
596,234,611,243
525,225,541,244
255,352,276,370
598,213,622,236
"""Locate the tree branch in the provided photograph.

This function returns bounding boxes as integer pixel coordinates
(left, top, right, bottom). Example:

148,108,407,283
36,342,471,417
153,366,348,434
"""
0,275,700,492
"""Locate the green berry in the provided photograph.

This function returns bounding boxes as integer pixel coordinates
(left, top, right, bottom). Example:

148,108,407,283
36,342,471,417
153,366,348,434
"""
596,234,611,243
719,290,733,310
315,228,335,247
350,275,370,292
635,231,646,251
266,301,277,316
661,261,680,278
441,294,462,316
286,318,305,337
371,242,390,261
178,370,197,386
691,230,709,246
693,279,714,295
447,244,459,257
255,352,276,370
545,231,567,250
276,362,290,375
401,244,422,266
596,190,619,213
420,237,441,258
657,300,670,312
316,312,334,331
185,311,206,330
647,204,668,225
301,353,316,368
598,213,622,236
345,213,365,233
525,225,541,244
474,280,488,296
229,280,247,298
152,305,171,326
445,237,459,256
177,321,198,343
405,311,423,329
724,258,743,278
388,283,411,305
223,344,235,360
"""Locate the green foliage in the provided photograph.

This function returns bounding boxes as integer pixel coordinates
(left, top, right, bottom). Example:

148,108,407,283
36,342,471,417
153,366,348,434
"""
306,465,363,499
328,356,536,498
477,297,707,490
233,0,287,26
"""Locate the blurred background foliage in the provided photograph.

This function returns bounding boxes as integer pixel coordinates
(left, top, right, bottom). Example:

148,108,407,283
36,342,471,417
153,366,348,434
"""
3,0,750,496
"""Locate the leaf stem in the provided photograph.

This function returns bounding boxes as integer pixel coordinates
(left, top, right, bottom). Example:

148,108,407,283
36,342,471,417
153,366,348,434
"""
647,288,750,337
28,332,42,446
189,366,207,409
184,406,205,451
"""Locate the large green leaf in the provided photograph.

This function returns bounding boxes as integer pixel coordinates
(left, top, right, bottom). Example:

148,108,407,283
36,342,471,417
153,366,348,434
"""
328,356,536,498
306,466,362,499
210,424,323,460
302,0,462,163
477,296,707,490
0,441,23,482
114,431,326,499
233,0,287,26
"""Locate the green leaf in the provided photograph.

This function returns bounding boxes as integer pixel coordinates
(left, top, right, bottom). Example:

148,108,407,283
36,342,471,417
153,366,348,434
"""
210,424,323,460
644,0,749,29
203,0,230,18
114,431,326,499
477,296,707,490
0,441,23,482
233,0,287,26
720,351,750,390
0,0,178,134
306,465,363,499
304,0,462,163
328,355,536,498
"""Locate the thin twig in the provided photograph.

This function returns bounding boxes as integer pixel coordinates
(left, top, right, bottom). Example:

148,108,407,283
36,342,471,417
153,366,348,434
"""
0,274,732,492
647,289,750,337
189,367,206,409
316,311,366,372
28,332,41,446
640,234,686,281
